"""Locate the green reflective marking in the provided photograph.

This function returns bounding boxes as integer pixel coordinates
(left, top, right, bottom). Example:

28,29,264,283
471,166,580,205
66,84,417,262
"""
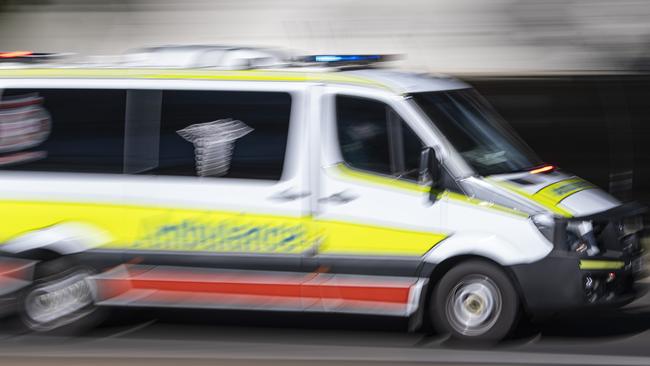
579,260,625,270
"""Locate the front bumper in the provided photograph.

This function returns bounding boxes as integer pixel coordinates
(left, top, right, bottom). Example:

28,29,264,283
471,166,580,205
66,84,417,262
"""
511,250,640,315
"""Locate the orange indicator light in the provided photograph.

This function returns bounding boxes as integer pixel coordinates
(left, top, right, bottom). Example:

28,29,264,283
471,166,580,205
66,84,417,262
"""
530,165,554,174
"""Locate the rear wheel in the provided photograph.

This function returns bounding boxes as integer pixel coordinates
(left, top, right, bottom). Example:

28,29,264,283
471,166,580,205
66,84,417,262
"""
20,257,101,333
430,260,520,342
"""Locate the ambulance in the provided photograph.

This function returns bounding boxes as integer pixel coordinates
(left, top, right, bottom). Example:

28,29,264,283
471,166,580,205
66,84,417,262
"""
0,47,644,341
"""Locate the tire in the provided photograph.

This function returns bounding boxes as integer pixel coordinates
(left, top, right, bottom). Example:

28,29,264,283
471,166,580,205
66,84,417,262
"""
19,257,103,334
430,260,520,342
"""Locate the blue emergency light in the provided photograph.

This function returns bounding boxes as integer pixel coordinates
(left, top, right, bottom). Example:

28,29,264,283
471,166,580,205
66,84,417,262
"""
301,54,396,65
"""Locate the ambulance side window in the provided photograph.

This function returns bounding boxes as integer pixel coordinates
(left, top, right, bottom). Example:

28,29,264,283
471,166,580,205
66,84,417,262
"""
0,88,126,174
131,90,292,181
336,95,423,181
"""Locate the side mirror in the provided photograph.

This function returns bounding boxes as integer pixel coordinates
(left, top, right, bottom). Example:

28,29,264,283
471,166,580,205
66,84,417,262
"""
419,147,442,201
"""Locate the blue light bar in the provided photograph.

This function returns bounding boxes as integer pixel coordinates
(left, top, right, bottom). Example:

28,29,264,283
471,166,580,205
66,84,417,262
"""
300,54,398,65
311,55,382,63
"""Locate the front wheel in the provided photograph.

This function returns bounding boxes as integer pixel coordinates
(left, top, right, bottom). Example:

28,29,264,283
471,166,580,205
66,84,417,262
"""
430,260,520,342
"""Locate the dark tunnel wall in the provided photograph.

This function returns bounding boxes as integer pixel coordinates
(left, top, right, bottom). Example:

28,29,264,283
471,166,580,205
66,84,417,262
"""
466,74,650,214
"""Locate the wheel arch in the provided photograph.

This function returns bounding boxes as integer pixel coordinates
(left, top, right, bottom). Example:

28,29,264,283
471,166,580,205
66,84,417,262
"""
0,222,110,257
12,248,63,262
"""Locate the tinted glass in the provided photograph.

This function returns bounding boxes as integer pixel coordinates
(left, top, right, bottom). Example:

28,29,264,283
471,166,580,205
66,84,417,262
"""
0,89,126,173
336,95,423,180
337,96,391,175
402,121,424,180
412,89,542,176
141,90,292,180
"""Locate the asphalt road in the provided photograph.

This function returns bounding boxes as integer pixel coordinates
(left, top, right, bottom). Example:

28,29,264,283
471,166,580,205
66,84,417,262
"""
3,281,650,366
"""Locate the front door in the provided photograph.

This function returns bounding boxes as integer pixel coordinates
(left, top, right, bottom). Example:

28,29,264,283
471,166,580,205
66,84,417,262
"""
309,90,447,315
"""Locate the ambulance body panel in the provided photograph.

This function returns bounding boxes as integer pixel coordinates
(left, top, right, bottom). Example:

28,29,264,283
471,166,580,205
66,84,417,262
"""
0,63,642,340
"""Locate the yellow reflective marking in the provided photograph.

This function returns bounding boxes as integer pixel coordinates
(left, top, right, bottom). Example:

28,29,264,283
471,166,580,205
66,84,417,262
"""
0,68,392,91
489,179,573,217
332,164,528,217
0,200,313,254
317,219,447,256
535,178,595,206
579,260,625,270
0,199,443,257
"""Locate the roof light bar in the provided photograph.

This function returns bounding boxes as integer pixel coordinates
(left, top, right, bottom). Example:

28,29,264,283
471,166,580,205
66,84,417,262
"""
300,54,397,65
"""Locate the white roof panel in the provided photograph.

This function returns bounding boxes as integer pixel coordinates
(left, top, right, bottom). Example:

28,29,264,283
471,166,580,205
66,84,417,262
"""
342,69,469,94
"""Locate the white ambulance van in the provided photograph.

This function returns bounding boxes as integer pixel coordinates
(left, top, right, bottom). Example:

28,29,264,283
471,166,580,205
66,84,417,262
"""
0,48,644,341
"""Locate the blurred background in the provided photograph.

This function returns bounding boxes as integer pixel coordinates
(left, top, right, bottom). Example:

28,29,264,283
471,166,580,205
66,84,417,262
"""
2,0,650,72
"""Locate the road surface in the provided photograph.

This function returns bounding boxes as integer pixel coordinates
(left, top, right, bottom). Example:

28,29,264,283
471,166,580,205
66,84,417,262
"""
2,282,650,366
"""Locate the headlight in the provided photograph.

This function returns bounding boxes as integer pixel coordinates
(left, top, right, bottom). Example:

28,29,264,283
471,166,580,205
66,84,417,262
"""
532,214,555,243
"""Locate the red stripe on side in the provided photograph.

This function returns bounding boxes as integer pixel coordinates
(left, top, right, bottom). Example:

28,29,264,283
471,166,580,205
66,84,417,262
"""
317,284,410,304
95,266,415,307
130,279,304,298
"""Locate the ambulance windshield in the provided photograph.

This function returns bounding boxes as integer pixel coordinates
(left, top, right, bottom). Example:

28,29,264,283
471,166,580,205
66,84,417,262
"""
412,89,543,176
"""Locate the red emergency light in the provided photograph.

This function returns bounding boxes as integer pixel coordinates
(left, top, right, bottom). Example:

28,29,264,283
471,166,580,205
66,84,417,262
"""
0,51,33,58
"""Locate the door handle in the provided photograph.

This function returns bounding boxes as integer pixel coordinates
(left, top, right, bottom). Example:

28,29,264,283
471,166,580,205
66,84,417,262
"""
268,189,311,202
318,190,359,204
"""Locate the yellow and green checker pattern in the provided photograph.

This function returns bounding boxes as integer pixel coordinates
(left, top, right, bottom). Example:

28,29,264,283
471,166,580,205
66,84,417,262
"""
492,177,595,217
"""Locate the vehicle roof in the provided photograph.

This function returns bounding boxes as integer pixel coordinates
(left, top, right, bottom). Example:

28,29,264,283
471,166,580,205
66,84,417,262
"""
124,45,289,69
0,67,470,94
343,69,468,93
